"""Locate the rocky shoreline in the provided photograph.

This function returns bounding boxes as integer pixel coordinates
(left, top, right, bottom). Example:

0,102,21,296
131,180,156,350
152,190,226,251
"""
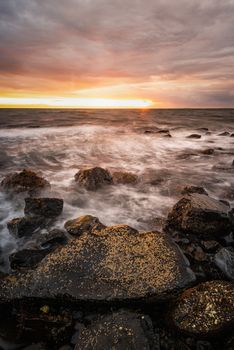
0,169,233,350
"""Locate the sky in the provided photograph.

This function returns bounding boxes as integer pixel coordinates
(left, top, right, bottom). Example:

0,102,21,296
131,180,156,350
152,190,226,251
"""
0,0,234,108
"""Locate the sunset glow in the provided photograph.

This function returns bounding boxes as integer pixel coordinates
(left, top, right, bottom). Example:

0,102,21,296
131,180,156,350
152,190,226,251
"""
0,97,153,109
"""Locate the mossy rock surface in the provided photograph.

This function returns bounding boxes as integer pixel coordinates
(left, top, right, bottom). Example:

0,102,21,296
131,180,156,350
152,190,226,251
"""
0,225,195,303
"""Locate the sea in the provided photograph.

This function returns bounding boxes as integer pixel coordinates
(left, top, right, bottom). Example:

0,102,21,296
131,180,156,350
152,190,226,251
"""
0,108,233,266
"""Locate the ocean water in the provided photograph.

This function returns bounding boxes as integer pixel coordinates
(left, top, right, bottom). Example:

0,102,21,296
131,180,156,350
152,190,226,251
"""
0,108,233,265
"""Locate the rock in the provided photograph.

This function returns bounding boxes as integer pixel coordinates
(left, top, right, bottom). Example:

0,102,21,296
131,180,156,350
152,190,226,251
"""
166,194,231,239
24,197,63,218
193,246,207,262
58,346,73,350
170,281,234,335
10,249,51,270
7,216,46,238
74,311,157,350
163,133,172,137
197,128,209,132
74,167,113,191
112,171,138,185
200,149,214,155
0,224,195,303
214,247,234,281
1,169,50,195
64,215,105,236
230,133,234,137
201,240,220,252
186,134,201,139
37,229,68,248
218,131,230,136
181,186,208,196
157,129,170,134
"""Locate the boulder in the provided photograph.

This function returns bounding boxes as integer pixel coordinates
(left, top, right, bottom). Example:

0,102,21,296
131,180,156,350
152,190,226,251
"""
1,169,50,195
64,215,105,236
24,197,63,218
74,311,156,350
0,224,195,303
166,194,231,238
74,167,113,191
112,171,138,185
10,249,51,270
200,149,214,155
181,186,208,196
170,281,234,335
214,247,234,281
37,229,67,248
7,216,46,238
186,134,201,139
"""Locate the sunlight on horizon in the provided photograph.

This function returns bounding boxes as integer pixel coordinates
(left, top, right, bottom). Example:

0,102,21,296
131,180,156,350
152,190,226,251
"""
0,97,153,109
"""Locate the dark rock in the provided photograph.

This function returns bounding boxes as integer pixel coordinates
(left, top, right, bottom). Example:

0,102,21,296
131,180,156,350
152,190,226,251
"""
181,186,208,196
186,134,201,139
74,167,113,191
218,131,230,136
0,224,195,303
1,169,50,195
10,248,51,270
200,149,214,155
7,216,46,238
112,171,138,185
171,280,234,335
157,129,170,134
74,311,157,350
163,133,172,138
64,215,105,236
58,346,73,350
24,197,63,218
38,229,67,248
214,247,234,281
230,133,234,137
201,240,220,252
166,194,231,239
197,128,209,132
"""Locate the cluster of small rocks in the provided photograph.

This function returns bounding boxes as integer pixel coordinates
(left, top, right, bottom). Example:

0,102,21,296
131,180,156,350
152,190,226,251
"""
0,168,233,349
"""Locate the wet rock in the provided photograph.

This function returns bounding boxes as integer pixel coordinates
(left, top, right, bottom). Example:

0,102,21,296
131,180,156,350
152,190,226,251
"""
230,133,234,137
10,248,51,270
64,215,105,236
157,129,170,134
163,133,172,138
214,247,234,281
24,197,63,218
201,240,220,252
171,280,234,335
74,167,113,191
166,194,231,239
218,131,230,136
1,169,50,195
181,186,208,196
200,149,214,155
197,128,209,132
112,171,138,185
7,216,46,238
59,346,73,350
0,224,195,303
186,134,201,139
37,229,67,248
74,311,157,350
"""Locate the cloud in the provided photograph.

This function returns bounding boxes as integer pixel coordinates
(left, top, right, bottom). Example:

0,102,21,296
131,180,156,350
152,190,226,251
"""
0,0,233,106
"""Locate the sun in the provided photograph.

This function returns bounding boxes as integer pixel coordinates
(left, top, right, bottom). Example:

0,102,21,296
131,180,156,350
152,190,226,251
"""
0,97,153,109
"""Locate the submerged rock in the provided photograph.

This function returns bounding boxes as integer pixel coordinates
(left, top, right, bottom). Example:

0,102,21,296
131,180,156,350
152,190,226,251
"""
200,148,215,155
166,194,231,238
74,167,113,191
214,247,234,281
7,216,46,238
112,171,138,185
24,197,63,218
218,131,230,136
181,186,208,196
64,215,105,236
74,311,156,350
171,281,234,335
186,134,201,139
0,224,195,303
1,169,50,195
